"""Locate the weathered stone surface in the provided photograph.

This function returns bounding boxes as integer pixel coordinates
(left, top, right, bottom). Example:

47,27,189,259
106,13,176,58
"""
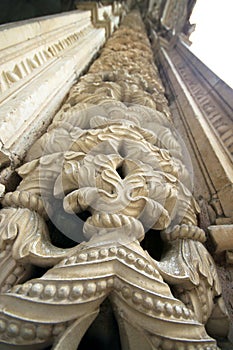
208,225,233,253
0,4,123,173
0,183,5,197
152,20,233,345
157,41,233,224
0,8,229,349
0,151,10,170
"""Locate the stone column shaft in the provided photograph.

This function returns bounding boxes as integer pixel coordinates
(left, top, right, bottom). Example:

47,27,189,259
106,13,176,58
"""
0,9,229,350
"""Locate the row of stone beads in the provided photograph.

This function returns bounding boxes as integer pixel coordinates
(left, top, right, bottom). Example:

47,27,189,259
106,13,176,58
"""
151,335,217,350
10,277,114,302
0,316,67,343
59,246,162,281
158,337,217,350
171,281,212,325
114,279,194,321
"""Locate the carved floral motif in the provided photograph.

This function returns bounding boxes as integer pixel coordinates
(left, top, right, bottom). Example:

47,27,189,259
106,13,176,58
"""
0,10,229,350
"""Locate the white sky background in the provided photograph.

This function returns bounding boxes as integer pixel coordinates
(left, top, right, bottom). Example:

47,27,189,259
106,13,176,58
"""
190,0,233,88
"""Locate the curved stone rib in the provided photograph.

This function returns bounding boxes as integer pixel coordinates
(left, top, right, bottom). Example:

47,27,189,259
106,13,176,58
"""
0,208,79,268
111,296,217,350
157,226,227,330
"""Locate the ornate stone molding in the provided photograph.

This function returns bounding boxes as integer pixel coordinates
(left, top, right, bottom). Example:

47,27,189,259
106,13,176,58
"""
0,9,229,349
0,12,89,96
0,4,123,184
76,2,125,38
174,41,233,158
157,40,233,224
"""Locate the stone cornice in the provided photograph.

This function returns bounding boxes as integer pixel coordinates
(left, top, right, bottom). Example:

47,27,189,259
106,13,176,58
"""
0,5,123,184
0,11,91,96
176,39,233,158
157,40,233,223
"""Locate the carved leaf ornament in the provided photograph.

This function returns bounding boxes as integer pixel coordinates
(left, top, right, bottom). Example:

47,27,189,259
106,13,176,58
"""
0,10,229,350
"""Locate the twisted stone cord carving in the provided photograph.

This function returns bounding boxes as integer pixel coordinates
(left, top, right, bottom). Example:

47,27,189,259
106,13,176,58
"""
0,10,229,350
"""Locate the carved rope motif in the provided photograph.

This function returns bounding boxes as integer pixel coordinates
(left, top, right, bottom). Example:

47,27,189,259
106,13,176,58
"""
0,10,229,350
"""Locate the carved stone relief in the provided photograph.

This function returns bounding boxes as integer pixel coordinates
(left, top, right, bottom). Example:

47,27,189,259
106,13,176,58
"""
157,44,233,228
0,4,123,185
0,27,90,95
171,50,233,158
0,9,229,350
0,11,93,97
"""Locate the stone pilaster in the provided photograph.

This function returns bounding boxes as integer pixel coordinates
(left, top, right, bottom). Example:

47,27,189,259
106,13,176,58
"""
156,38,233,226
152,26,233,347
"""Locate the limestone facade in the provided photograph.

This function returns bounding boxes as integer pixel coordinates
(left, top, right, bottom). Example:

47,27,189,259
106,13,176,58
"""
0,1,232,349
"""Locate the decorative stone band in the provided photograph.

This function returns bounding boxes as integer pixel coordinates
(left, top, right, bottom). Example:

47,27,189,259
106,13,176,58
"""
0,3,123,181
174,40,233,158
161,224,206,243
157,43,233,222
0,242,219,349
0,25,92,96
0,12,92,96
